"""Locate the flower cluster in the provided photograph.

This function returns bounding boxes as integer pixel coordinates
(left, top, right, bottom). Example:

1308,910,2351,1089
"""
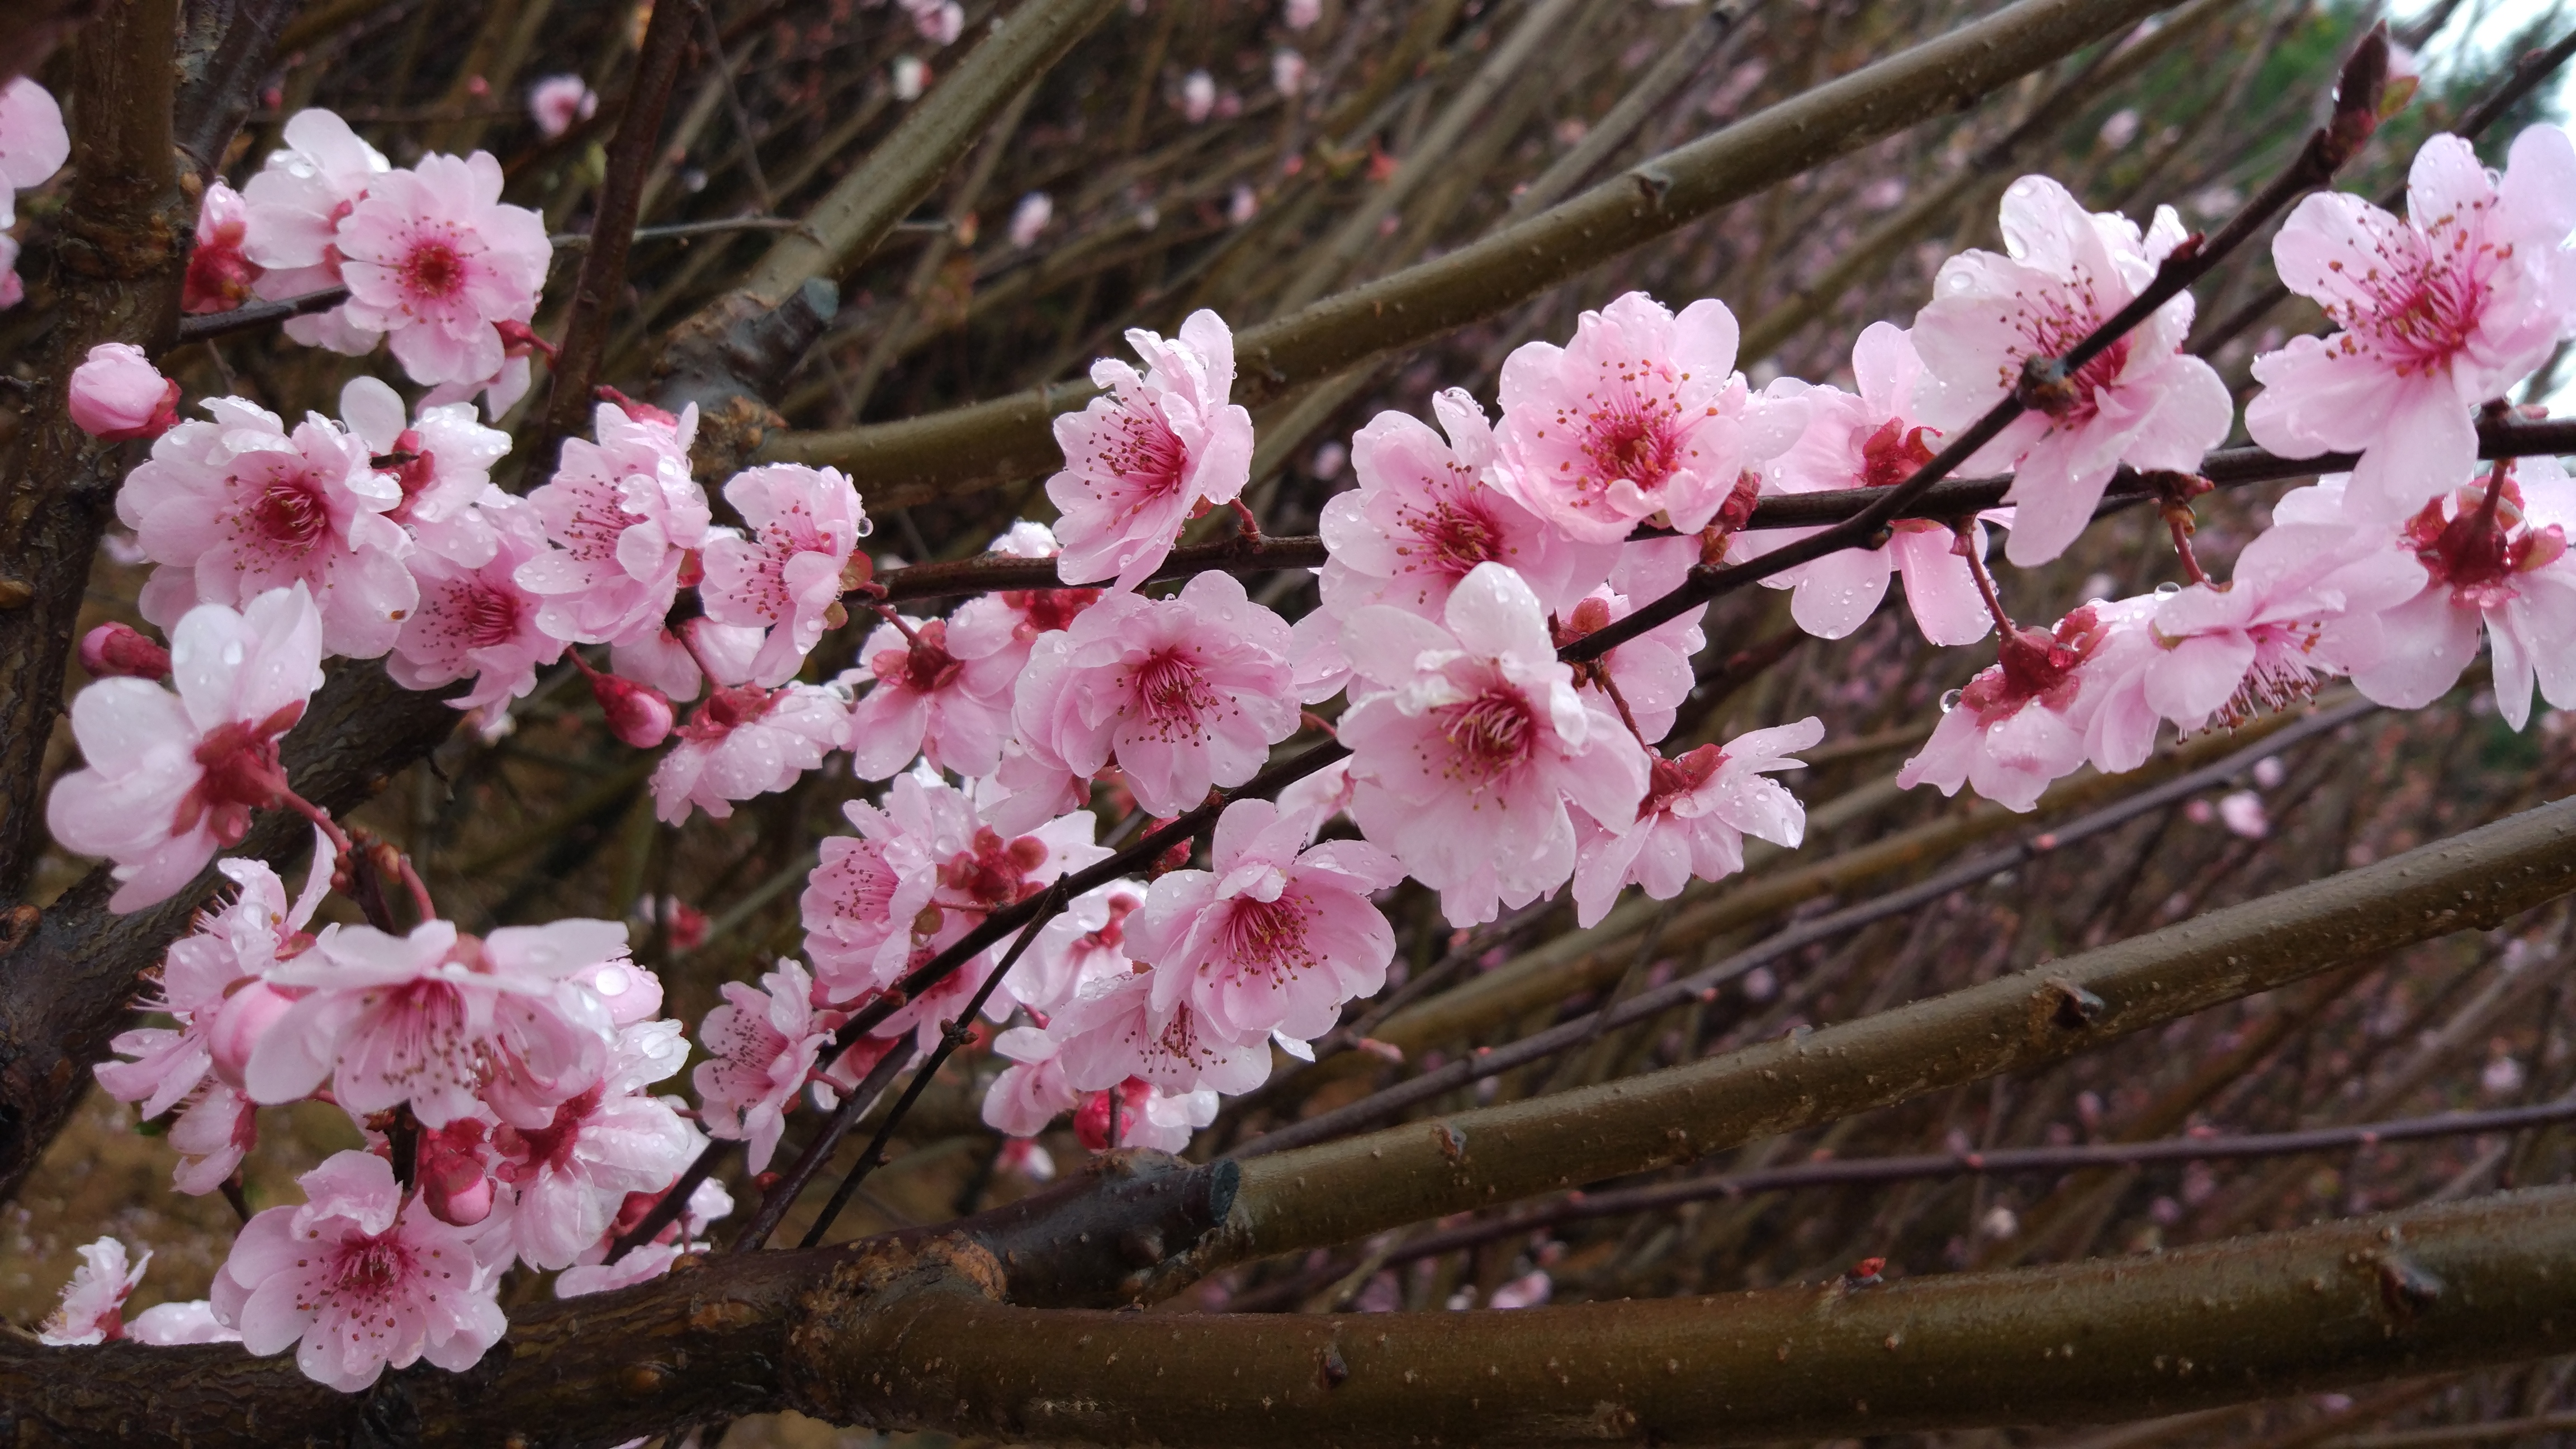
42,96,2576,1399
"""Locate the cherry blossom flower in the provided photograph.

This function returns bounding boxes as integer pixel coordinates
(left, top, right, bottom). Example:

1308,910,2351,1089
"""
842,608,1021,779
1553,585,1704,746
2248,127,2576,520
698,462,869,685
1007,880,1146,1015
1900,600,2145,811
210,1150,505,1391
650,682,850,823
528,75,598,138
2085,510,2421,771
94,829,332,1119
693,958,829,1172
0,77,68,229
68,343,181,443
1749,323,1996,645
340,375,514,566
552,1176,733,1291
1009,192,1053,248
1076,1077,1218,1153
1007,570,1296,818
1492,290,1805,544
1910,177,2233,567
983,1027,1082,1137
2333,459,2576,730
902,0,964,44
39,1238,149,1346
518,399,710,645
247,917,623,1129
1338,562,1649,926
390,499,566,713
242,110,392,352
1284,0,1322,29
1049,967,1273,1098
1128,798,1404,1044
46,585,326,911
1320,389,1617,627
118,398,415,658
612,616,765,703
802,770,1106,1004
1570,718,1823,927
168,1081,262,1195
1046,311,1256,590
336,151,552,398
185,180,261,314
489,1021,697,1270
128,1300,243,1346
1181,70,1218,122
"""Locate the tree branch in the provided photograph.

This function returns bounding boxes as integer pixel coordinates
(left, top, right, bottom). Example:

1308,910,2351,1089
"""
1196,787,2576,1277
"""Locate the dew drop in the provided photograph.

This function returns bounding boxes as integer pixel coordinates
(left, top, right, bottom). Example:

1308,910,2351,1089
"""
222,641,245,666
2153,581,2182,599
1939,688,1963,713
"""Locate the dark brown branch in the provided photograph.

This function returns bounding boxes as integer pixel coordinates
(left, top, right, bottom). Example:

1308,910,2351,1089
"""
757,0,2190,494
170,284,345,343
532,0,698,460
1199,782,2576,1277
171,0,296,177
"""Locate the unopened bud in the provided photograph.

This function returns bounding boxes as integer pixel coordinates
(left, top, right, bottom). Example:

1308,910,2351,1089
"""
585,665,675,749
206,981,297,1090
79,621,171,679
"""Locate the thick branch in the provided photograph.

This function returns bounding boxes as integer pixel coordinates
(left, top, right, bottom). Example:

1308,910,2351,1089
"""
756,0,2187,494
1200,788,2576,1276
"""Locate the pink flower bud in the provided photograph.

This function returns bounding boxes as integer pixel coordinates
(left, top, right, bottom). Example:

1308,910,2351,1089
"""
586,665,675,749
67,343,180,442
416,1119,495,1228
78,621,171,679
206,981,297,1091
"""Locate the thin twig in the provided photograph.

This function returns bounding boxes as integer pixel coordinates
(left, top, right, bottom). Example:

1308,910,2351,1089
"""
728,1036,917,1253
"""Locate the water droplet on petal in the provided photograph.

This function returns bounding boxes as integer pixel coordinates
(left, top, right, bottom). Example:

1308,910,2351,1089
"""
1939,688,1963,713
2153,581,2182,599
222,641,245,666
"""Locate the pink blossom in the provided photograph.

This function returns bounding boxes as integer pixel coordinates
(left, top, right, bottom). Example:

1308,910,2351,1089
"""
2248,127,2576,520
1554,586,1704,746
1900,602,2143,812
169,1081,262,1195
0,77,68,226
1009,192,1053,248
982,1027,1082,1137
518,400,710,643
1181,70,1218,123
39,1238,149,1346
552,1175,732,1289
128,1300,243,1346
650,682,849,823
95,830,332,1119
1492,290,1805,544
1007,569,1296,818
69,343,181,442
186,180,262,314
843,608,1020,779
2085,514,2421,771
247,917,622,1129
45,586,326,911
554,1241,688,1298
581,656,678,749
336,151,551,394
612,616,764,702
528,75,598,138
118,398,416,657
698,462,869,685
902,0,964,44
1570,718,1823,928
1910,177,2234,567
692,957,829,1172
1284,0,1322,29
391,498,566,712
1273,48,1308,98
1049,967,1273,1098
340,375,514,566
2217,789,2270,839
0,234,18,310
1046,311,1256,590
1489,1270,1553,1310
1127,798,1403,1044
1320,389,1617,626
210,1150,505,1391
1007,880,1145,1015
2333,459,2576,730
801,771,1105,1005
1749,323,1997,645
1338,562,1649,926
242,110,392,349
489,1021,697,1270
79,620,172,680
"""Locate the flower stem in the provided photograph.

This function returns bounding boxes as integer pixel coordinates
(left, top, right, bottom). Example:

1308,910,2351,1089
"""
1961,536,2015,636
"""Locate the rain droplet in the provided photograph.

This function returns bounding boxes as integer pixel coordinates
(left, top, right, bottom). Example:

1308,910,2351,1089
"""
1939,688,1963,713
2153,581,2182,599
222,641,245,666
